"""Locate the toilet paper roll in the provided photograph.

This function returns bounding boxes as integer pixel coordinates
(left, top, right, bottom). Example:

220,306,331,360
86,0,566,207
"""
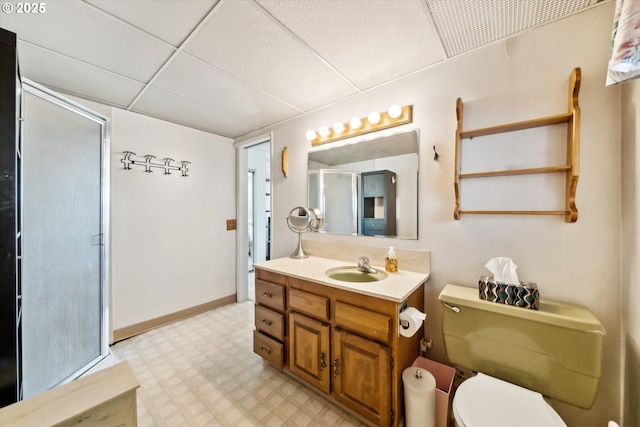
399,307,426,337
403,367,436,427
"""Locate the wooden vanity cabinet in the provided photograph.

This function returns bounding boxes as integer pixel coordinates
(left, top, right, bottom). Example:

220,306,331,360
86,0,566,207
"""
253,267,424,427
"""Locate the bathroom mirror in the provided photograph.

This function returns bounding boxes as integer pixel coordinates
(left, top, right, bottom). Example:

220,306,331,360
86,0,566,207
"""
308,130,419,239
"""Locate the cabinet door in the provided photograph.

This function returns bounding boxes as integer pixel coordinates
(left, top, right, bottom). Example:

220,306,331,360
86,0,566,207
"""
332,329,390,427
362,173,385,197
289,312,330,394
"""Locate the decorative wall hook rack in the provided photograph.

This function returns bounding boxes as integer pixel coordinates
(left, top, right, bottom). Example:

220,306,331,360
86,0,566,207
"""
121,151,191,177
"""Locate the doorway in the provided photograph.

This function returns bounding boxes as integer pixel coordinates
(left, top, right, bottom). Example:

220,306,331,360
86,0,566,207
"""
235,136,271,302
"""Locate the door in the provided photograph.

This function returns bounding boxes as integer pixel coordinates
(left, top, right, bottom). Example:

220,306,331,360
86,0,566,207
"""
20,80,109,398
333,328,391,426
289,312,330,394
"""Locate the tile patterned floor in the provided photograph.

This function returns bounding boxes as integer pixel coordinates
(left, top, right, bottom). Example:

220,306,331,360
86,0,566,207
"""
111,301,369,427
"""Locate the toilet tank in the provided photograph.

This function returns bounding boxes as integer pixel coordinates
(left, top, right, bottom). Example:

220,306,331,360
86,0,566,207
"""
439,284,605,409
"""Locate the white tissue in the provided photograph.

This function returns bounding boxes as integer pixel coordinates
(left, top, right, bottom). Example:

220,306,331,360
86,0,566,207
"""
485,257,519,284
399,307,426,338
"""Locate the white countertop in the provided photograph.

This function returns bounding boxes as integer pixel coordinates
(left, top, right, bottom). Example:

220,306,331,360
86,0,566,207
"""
254,256,429,302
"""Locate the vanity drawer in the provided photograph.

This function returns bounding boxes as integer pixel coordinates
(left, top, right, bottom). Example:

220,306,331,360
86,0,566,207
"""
255,305,285,340
335,301,391,344
256,279,285,312
289,288,329,322
255,268,286,286
363,218,386,233
253,331,284,368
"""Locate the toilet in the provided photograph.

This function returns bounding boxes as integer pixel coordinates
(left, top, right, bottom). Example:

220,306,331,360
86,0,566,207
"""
439,284,606,427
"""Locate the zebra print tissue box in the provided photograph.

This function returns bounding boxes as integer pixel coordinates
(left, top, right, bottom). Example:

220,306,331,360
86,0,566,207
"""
478,276,539,310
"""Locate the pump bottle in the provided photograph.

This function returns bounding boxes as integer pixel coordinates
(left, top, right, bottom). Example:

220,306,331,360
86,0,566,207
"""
385,246,398,272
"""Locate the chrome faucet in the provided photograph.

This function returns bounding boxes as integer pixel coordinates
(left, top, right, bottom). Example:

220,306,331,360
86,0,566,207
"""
357,256,377,274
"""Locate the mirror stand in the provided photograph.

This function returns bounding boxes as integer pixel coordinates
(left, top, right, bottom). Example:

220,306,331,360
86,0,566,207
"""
290,232,308,259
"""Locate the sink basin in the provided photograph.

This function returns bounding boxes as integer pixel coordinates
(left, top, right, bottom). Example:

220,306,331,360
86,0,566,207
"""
325,266,388,283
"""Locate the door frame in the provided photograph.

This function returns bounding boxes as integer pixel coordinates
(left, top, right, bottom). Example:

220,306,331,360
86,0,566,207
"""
234,133,271,302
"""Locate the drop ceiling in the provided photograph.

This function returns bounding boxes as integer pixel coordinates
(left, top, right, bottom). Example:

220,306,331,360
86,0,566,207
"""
0,0,598,140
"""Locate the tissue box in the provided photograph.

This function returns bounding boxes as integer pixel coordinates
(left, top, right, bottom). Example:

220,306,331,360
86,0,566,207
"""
478,275,539,310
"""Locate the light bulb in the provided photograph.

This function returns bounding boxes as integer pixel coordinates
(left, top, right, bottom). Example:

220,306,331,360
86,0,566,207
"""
368,111,381,125
388,104,402,119
318,126,330,137
349,116,362,129
333,122,345,134
305,129,317,141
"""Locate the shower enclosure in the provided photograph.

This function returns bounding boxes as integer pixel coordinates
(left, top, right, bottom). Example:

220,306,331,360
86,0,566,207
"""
20,80,110,399
308,169,359,235
0,28,109,406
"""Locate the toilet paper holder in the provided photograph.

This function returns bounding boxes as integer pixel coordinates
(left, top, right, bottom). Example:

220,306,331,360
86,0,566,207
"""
398,305,427,337
399,302,409,329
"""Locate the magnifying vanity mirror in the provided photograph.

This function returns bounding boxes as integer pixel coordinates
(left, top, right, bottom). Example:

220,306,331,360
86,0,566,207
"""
287,206,324,258
308,130,419,240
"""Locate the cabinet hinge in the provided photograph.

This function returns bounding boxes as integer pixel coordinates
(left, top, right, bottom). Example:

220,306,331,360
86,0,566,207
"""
390,356,394,371
390,409,394,425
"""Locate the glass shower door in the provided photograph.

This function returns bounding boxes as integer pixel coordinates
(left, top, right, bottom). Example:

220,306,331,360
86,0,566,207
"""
321,170,358,234
21,81,108,398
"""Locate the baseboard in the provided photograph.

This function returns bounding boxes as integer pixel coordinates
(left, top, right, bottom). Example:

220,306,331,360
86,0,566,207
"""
112,294,237,343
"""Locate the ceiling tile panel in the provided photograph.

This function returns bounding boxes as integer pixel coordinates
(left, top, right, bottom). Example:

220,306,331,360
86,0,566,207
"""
1,0,597,139
17,41,145,108
425,0,593,57
256,0,446,90
184,0,358,111
86,0,218,47
0,1,174,82
132,87,260,137
149,52,301,127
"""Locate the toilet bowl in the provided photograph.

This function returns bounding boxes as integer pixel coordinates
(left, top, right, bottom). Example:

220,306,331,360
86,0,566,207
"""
453,373,566,427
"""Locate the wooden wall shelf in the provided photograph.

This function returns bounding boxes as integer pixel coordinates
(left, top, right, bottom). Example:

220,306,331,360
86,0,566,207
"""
454,67,581,223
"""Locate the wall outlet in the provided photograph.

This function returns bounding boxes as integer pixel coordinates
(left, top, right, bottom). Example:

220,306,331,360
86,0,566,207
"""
226,219,237,230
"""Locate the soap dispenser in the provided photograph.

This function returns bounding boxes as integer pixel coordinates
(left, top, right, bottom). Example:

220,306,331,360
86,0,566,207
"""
385,246,398,272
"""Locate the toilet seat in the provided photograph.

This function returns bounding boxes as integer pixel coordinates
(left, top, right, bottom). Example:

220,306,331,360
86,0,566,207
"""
453,373,567,427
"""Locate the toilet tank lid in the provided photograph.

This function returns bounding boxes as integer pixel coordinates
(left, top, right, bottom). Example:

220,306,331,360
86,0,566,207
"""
439,284,605,335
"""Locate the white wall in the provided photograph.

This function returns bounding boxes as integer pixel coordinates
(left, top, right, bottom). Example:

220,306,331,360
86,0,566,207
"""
237,3,621,426
110,108,236,330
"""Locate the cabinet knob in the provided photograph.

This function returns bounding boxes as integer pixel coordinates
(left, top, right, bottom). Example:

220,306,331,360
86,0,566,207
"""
261,319,273,326
320,352,326,370
263,292,273,298
261,345,271,355
333,358,340,377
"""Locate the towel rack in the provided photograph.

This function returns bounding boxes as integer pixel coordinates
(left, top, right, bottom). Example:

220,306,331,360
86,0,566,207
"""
121,151,191,177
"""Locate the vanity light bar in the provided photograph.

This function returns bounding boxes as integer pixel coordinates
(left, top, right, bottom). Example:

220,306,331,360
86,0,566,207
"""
307,105,413,147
